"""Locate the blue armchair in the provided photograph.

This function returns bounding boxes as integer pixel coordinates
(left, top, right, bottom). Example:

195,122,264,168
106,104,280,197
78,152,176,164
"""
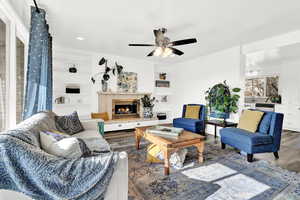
220,111,284,162
173,104,206,135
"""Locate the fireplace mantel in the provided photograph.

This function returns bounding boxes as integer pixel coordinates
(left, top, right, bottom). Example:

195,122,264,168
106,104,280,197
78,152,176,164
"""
98,91,151,120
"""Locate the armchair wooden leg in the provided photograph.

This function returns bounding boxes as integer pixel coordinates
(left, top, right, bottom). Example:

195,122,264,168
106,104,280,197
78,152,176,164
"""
221,143,226,149
247,154,253,162
273,152,279,159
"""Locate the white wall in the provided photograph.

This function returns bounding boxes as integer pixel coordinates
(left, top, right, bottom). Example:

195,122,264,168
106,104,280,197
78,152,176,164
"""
169,46,243,121
243,30,300,54
5,0,30,28
52,47,93,117
90,53,155,112
52,47,155,117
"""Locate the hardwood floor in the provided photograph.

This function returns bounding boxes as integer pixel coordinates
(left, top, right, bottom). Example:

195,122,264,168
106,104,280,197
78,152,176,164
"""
105,129,300,173
255,130,300,173
207,130,300,173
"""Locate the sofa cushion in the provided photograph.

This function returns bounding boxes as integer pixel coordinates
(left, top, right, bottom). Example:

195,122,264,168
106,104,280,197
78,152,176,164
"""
74,130,111,152
220,128,273,146
55,111,84,135
185,105,201,119
174,118,202,126
258,112,273,134
238,110,264,133
173,118,204,133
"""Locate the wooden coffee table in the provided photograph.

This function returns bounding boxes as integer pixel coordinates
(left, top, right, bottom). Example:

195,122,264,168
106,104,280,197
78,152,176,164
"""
135,126,205,175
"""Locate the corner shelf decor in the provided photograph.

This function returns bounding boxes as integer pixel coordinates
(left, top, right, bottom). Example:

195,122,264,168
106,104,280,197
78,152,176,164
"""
155,80,170,88
141,94,156,118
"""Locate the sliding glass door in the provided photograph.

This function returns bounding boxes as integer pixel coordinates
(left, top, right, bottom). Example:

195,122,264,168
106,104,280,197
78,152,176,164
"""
0,18,7,131
16,38,25,123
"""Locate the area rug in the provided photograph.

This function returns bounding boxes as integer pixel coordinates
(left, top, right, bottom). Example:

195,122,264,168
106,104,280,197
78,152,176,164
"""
110,137,300,200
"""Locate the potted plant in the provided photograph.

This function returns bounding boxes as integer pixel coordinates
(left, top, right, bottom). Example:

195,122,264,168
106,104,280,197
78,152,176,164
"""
141,95,155,118
91,57,124,92
205,81,241,123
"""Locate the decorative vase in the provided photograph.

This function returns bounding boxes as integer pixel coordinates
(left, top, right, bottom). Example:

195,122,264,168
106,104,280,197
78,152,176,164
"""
143,107,153,118
102,81,108,92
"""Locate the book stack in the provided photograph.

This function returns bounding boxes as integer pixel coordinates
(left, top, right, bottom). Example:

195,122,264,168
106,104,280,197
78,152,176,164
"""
146,126,184,139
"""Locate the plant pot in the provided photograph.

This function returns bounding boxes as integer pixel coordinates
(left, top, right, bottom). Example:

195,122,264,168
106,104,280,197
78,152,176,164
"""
102,81,108,92
210,110,230,120
143,107,153,118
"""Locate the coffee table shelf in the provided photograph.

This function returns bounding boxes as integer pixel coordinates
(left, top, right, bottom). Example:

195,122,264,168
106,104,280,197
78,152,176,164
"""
135,126,205,175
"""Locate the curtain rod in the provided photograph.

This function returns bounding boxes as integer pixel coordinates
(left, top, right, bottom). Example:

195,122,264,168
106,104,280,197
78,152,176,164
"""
33,0,40,13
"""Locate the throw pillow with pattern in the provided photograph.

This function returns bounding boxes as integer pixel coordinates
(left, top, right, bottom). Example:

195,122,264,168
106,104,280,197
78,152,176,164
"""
40,131,92,158
55,111,84,135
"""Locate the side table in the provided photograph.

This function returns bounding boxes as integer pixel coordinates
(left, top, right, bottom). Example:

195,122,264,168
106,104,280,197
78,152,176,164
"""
205,120,237,138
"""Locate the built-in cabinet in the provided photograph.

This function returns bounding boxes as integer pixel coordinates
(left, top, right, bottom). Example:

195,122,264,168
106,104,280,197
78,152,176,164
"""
276,105,300,132
104,118,170,132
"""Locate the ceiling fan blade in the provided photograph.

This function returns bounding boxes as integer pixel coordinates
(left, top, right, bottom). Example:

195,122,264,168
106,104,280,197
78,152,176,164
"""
170,38,197,46
170,47,184,56
147,50,155,57
153,29,159,37
129,44,155,47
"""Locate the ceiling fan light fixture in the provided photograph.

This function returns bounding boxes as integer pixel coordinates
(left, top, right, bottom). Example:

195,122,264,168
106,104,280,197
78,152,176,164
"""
154,47,163,56
162,47,173,58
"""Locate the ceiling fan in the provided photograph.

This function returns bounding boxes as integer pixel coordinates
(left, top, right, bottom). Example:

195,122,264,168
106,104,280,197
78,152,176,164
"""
128,28,197,57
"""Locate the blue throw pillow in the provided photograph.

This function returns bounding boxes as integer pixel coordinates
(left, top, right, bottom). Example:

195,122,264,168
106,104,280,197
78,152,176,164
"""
55,111,84,135
258,112,273,134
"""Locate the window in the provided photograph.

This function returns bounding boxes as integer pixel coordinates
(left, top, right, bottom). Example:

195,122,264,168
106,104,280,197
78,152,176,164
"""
16,38,25,123
0,19,7,131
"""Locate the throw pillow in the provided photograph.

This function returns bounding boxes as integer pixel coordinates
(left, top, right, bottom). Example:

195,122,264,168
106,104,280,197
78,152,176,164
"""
238,110,264,133
40,130,69,150
55,111,84,135
40,131,91,159
185,105,201,119
258,112,273,134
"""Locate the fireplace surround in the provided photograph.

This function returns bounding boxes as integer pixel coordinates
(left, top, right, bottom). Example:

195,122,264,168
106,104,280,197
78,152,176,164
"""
112,99,140,119
98,92,150,120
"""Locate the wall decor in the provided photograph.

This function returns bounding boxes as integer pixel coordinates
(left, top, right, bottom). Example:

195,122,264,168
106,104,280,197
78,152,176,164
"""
155,80,170,88
117,72,138,93
68,64,77,73
55,97,65,104
245,76,279,98
266,76,279,97
159,73,167,80
66,84,80,94
160,95,168,103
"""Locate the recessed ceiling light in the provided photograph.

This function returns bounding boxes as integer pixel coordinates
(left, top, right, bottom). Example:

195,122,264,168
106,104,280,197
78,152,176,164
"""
76,37,85,41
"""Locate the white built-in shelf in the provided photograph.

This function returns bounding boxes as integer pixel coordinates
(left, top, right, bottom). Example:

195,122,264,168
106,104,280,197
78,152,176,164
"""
54,104,90,107
155,92,172,96
98,92,151,95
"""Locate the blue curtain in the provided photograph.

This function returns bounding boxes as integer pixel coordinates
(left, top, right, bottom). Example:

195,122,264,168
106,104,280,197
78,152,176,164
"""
23,7,53,120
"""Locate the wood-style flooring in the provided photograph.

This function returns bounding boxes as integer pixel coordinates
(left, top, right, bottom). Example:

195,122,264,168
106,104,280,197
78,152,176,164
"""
105,130,300,173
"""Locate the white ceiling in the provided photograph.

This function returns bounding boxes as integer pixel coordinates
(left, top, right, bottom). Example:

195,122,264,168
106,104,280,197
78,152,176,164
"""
31,0,300,62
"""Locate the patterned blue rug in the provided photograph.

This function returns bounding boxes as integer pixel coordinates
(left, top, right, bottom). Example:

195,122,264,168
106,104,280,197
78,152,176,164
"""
119,143,300,200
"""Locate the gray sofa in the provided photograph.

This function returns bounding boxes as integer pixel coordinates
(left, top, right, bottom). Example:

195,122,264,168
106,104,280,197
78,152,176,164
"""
0,111,128,200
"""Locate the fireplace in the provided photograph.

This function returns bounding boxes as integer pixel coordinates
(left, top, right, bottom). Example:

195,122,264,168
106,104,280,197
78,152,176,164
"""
112,99,140,119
